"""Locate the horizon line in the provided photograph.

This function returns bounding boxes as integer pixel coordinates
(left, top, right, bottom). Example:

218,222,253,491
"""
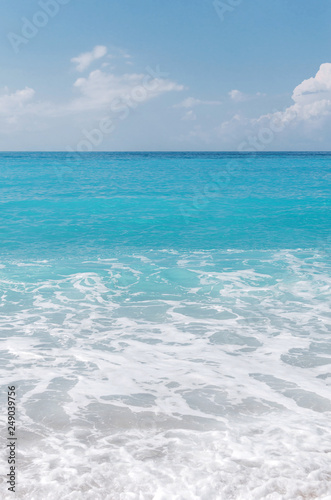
1,150,331,154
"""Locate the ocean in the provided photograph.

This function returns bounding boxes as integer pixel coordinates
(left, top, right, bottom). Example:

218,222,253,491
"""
0,152,330,499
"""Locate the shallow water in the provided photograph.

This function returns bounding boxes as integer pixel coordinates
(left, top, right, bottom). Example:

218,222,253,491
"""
0,152,330,499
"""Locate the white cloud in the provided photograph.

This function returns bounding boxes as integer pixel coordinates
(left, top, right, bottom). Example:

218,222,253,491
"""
71,45,107,72
292,63,331,101
68,46,184,113
71,69,184,112
175,97,222,108
255,63,331,128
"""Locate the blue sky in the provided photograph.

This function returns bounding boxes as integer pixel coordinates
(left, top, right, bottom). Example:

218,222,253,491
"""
1,0,331,151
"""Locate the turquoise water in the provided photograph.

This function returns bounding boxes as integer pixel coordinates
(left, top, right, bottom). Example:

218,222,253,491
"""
0,152,330,499
0,152,330,257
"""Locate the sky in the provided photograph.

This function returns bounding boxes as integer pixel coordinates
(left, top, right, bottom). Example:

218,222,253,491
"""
1,0,331,151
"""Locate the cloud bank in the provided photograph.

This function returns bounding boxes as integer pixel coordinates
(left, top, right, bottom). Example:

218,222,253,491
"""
1,56,331,150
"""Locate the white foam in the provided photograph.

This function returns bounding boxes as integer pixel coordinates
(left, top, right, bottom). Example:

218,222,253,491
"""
0,250,330,498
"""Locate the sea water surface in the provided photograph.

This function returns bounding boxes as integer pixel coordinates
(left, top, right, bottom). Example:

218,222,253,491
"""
0,152,330,499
